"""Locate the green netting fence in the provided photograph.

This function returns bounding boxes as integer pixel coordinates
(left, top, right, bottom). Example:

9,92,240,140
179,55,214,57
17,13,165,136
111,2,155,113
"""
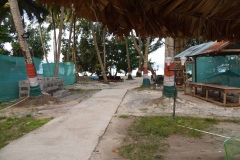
0,54,75,102
42,62,76,86
196,55,240,87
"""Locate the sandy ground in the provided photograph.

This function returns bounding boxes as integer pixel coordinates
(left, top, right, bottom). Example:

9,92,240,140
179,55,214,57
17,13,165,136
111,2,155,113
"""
1,76,240,159
87,77,240,160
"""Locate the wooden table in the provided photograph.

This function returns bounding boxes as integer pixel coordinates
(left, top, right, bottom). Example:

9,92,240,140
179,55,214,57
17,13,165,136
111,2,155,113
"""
185,82,205,96
185,82,240,107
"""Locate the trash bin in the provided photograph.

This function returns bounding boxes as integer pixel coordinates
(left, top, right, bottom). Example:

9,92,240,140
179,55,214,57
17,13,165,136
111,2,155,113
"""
155,75,164,84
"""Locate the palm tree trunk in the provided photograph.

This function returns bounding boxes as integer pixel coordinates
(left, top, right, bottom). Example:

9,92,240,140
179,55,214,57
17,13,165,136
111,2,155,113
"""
67,9,74,62
90,22,108,84
142,37,151,86
39,24,49,64
131,33,142,77
72,14,78,82
124,37,132,79
137,34,142,77
72,14,76,63
8,0,42,97
103,27,106,72
131,31,155,77
137,56,142,77
51,8,57,62
39,23,52,75
54,6,64,77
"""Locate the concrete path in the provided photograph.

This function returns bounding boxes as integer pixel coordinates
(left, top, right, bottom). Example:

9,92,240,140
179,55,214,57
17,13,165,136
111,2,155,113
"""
0,89,127,160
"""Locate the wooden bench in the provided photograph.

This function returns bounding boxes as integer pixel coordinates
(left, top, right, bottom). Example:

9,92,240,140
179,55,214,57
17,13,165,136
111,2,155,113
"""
114,76,124,82
98,76,104,81
185,82,240,107
98,76,124,82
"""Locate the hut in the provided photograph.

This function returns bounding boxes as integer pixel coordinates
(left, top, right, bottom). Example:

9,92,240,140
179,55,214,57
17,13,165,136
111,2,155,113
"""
175,41,240,88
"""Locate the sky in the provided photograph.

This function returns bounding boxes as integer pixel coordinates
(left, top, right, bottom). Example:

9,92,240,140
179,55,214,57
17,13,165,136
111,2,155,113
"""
148,46,165,75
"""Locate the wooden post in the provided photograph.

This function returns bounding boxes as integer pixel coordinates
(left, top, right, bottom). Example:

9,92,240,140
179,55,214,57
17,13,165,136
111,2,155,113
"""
206,89,209,99
223,93,227,106
239,93,240,104
194,87,197,96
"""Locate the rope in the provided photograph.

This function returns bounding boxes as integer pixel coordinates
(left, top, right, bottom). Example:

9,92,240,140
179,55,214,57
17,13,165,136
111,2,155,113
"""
0,81,31,112
0,96,29,112
177,124,230,139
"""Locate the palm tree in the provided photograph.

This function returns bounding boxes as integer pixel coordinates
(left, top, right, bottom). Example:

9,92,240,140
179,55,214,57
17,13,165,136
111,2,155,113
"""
136,34,143,77
131,31,160,77
131,31,154,86
137,55,143,77
90,22,108,84
53,6,64,77
124,36,133,79
66,5,74,62
50,7,58,62
8,0,42,97
45,4,65,76
72,14,76,69
142,37,151,86
39,23,49,63
103,26,106,72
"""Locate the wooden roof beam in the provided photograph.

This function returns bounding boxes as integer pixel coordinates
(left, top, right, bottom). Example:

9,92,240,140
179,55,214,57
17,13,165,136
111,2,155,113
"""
161,0,185,17
220,49,240,52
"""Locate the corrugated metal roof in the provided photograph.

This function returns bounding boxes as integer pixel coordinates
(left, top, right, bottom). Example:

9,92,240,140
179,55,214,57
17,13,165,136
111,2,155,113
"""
198,41,229,55
175,42,215,58
175,41,229,58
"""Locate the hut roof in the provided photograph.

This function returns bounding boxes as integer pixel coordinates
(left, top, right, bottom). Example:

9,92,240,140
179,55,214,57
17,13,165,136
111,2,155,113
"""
38,0,240,41
175,41,240,57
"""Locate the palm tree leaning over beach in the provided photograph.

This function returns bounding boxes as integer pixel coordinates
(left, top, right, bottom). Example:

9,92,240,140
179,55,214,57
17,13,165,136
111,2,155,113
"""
8,0,42,97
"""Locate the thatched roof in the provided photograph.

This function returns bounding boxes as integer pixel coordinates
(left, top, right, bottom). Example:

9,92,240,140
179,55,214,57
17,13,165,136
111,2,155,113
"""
38,0,240,41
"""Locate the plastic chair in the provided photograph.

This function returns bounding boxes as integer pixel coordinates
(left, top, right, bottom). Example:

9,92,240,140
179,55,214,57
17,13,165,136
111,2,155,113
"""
223,136,240,160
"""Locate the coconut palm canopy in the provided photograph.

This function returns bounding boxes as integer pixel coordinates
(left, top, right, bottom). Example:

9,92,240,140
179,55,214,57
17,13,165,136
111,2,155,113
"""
38,0,240,41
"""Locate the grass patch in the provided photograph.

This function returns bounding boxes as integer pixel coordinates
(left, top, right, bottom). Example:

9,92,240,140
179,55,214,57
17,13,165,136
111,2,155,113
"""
139,108,148,112
13,95,59,107
154,98,166,107
119,115,129,119
119,116,218,160
0,116,6,121
0,101,15,110
137,84,158,91
137,86,152,91
68,88,100,93
0,115,52,149
220,118,240,125
68,88,86,93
